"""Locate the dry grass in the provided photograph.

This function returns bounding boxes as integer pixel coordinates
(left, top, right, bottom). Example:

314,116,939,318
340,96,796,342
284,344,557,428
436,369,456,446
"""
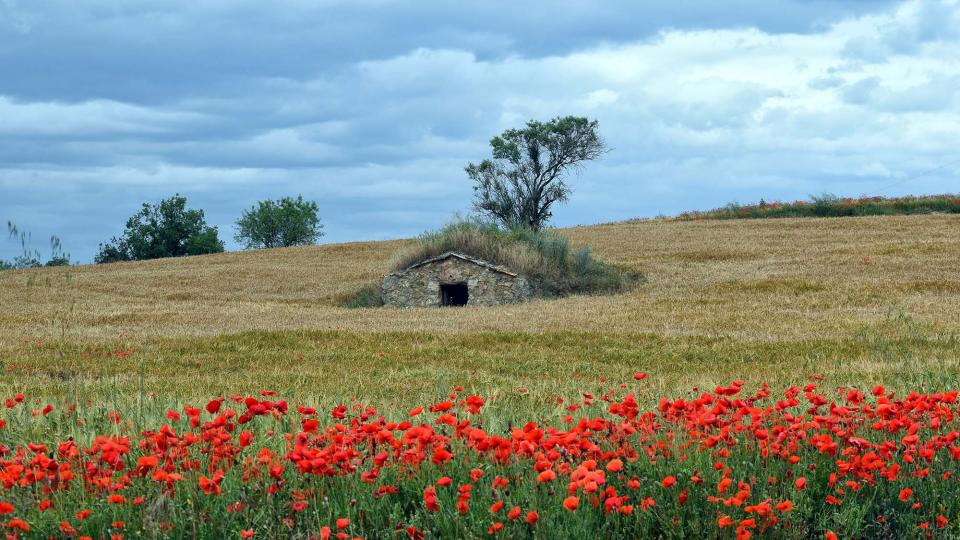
1,214,959,410
2,214,957,340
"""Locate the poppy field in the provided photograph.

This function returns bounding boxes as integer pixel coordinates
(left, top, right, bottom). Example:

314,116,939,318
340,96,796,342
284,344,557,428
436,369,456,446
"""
2,371,960,539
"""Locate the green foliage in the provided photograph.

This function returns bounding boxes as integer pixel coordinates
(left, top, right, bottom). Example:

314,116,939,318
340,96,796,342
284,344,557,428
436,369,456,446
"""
234,195,324,250
44,255,71,267
678,193,960,220
390,219,641,298
573,246,593,275
809,192,841,217
5,255,41,269
467,116,607,232
339,281,385,308
93,243,129,264
95,194,224,263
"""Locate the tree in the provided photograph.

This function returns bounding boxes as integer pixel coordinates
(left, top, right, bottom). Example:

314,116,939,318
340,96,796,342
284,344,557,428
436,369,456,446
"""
466,116,607,232
95,194,224,263
234,195,324,250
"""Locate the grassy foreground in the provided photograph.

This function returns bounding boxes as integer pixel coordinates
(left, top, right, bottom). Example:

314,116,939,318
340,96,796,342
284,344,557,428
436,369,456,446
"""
1,214,959,538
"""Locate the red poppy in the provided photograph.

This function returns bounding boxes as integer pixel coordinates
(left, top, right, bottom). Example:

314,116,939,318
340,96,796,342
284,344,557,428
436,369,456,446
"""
537,469,556,483
205,398,223,414
776,500,793,512
8,519,30,532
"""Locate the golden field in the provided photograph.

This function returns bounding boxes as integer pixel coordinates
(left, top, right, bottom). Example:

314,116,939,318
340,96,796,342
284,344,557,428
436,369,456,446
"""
1,214,958,413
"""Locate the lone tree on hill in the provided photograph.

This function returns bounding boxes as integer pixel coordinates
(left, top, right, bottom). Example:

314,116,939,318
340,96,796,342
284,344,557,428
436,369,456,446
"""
95,194,224,263
466,116,607,232
234,195,324,249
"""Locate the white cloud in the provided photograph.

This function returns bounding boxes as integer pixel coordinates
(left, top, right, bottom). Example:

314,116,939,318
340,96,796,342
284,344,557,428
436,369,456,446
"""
0,97,208,136
2,0,959,262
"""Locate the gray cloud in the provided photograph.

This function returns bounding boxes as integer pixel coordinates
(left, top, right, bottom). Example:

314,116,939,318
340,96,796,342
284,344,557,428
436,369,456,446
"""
2,0,958,262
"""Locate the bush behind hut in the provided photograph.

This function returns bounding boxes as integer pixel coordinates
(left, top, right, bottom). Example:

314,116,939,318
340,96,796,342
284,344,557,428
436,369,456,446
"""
388,220,641,298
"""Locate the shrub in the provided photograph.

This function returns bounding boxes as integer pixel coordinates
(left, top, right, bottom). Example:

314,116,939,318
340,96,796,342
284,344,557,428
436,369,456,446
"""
388,219,641,298
678,193,960,221
338,281,385,308
234,195,324,250
96,194,224,263
44,255,71,267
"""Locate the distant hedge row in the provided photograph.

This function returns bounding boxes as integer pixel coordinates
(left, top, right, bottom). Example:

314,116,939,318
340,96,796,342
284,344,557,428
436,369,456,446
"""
677,194,960,221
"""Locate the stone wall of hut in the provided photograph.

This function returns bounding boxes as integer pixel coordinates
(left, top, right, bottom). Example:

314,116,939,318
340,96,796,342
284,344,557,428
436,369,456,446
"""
382,256,532,308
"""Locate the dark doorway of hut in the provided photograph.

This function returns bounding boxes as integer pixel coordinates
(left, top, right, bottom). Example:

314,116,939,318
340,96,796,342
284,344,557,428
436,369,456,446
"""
440,283,469,307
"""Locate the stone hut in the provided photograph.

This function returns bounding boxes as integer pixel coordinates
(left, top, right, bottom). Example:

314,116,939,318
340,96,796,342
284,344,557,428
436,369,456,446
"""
382,251,533,308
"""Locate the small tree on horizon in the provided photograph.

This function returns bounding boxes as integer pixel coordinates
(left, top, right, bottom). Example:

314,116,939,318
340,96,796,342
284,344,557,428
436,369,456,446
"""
95,194,224,263
234,195,324,250
466,116,607,232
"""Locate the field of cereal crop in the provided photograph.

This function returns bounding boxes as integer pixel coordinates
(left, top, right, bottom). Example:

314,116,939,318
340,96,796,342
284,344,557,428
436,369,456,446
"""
1,214,959,538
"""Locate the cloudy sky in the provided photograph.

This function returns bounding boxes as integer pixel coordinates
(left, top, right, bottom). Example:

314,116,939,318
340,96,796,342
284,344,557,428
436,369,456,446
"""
1,0,958,262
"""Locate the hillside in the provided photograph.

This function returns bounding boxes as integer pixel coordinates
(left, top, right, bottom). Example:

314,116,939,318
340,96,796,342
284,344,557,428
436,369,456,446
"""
1,214,959,408
2,214,958,339
3,213,960,540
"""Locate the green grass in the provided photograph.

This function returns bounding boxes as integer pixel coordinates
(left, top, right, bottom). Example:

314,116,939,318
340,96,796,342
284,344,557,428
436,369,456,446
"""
1,312,959,538
338,281,385,308
4,312,957,422
677,193,960,220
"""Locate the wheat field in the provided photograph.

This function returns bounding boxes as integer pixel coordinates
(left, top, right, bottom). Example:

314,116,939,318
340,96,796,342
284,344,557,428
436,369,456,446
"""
1,214,958,412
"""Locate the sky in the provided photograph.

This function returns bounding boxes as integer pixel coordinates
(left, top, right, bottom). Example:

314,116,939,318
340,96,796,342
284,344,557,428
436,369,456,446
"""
1,0,958,263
